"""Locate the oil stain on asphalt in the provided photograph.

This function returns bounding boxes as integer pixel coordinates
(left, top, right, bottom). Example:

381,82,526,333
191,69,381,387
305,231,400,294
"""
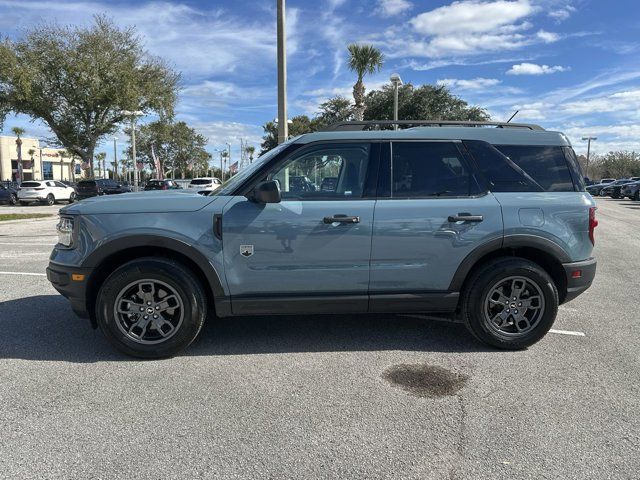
382,364,468,398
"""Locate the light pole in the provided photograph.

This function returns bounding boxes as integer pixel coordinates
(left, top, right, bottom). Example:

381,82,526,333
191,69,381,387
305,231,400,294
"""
390,73,403,129
225,142,231,181
582,136,597,177
277,0,288,144
113,137,118,182
122,110,144,189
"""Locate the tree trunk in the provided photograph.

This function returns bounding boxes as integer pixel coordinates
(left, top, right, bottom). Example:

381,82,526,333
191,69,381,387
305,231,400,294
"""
352,79,366,121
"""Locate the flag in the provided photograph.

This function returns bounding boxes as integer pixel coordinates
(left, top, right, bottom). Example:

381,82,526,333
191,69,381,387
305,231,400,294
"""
230,162,238,175
151,144,163,180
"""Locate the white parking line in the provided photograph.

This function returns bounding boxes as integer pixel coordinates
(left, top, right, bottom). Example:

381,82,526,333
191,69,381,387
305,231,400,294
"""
549,329,586,337
0,242,56,246
0,271,46,277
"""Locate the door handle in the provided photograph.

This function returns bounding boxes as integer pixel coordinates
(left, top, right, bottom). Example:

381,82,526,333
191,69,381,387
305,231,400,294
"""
448,213,484,223
323,214,360,224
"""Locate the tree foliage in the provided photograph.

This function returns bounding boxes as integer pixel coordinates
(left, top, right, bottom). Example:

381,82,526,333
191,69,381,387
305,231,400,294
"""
588,151,640,179
129,119,211,179
0,15,180,170
364,84,489,122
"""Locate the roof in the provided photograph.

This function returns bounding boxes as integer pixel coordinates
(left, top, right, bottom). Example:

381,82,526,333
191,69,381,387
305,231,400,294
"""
294,126,571,147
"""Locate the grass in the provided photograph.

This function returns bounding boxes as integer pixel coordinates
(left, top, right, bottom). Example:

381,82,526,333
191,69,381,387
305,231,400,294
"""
0,213,54,222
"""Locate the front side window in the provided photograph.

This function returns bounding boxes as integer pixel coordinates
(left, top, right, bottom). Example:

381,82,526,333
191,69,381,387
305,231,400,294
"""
389,142,479,198
267,143,371,200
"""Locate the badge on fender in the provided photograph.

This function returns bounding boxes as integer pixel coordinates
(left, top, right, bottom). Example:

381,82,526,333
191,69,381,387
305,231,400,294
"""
240,245,254,257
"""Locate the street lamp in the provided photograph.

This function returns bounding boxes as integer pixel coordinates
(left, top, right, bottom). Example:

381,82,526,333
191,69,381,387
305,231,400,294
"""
390,73,403,129
277,0,288,144
582,136,597,177
122,110,144,189
113,137,118,182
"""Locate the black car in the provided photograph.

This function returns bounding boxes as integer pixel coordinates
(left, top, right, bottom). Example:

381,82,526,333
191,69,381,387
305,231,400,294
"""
0,184,18,205
600,179,635,199
76,179,132,200
144,179,182,191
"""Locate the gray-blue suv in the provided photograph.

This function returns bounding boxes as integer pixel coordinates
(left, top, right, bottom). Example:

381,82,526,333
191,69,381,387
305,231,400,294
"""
47,121,598,358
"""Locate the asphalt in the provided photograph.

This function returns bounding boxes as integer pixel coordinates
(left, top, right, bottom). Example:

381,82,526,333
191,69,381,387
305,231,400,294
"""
0,199,638,479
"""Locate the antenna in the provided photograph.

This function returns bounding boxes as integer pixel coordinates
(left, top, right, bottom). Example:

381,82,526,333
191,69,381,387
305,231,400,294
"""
506,110,519,123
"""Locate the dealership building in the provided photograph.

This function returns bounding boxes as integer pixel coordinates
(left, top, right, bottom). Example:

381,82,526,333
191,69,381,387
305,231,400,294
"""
0,135,78,182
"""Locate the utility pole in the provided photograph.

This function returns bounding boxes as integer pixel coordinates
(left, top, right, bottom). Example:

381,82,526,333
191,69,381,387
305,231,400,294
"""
390,73,403,129
113,138,118,182
277,0,288,144
582,136,597,177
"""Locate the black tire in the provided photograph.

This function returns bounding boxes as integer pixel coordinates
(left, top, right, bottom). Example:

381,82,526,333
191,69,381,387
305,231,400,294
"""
461,257,558,350
68,192,76,203
45,193,55,206
634,191,640,201
96,257,207,359
9,193,17,205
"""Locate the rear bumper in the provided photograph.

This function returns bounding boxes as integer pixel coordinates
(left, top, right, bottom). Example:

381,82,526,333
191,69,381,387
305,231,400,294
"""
562,257,596,304
46,263,92,319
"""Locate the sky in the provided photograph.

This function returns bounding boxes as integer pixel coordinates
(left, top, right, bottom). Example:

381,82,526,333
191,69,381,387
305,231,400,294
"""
0,0,639,162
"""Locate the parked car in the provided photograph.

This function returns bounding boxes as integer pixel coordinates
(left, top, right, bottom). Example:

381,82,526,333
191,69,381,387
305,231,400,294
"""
586,181,616,196
188,177,222,194
76,179,131,200
144,179,182,191
621,180,640,200
599,178,615,184
0,184,18,205
17,180,75,205
48,120,597,358
600,179,635,199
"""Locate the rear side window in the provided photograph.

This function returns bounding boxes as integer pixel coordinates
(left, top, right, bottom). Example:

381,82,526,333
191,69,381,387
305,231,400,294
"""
495,145,575,192
384,142,481,198
190,179,211,185
21,182,42,187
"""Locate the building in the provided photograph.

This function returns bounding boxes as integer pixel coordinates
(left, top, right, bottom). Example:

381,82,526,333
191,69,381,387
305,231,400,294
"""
0,135,78,182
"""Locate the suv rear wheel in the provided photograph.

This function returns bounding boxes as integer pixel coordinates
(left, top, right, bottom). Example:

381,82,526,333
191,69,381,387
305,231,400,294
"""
461,258,558,350
96,257,207,358
45,194,55,206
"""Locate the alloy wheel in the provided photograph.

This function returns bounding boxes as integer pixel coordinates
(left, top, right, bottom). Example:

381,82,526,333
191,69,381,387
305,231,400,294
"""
483,276,545,337
113,279,184,345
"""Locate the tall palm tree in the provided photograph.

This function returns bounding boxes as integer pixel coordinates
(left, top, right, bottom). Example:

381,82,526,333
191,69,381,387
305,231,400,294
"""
347,44,384,121
27,148,36,173
95,152,107,179
245,145,256,164
11,127,26,183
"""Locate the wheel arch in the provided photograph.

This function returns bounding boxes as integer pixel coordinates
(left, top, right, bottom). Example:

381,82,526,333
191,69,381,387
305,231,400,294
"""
83,235,226,327
450,236,569,304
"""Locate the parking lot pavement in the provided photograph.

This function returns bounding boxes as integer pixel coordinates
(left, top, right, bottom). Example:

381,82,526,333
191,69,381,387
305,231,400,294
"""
0,198,638,479
0,203,64,215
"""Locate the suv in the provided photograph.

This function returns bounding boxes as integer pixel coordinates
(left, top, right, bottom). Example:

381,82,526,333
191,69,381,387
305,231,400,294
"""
47,121,597,358
18,180,76,205
144,179,182,191
76,179,131,200
188,177,222,194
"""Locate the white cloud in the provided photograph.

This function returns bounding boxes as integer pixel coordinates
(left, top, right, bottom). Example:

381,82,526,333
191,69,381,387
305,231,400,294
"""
507,62,569,75
536,29,560,43
437,77,501,91
376,0,413,16
561,89,640,115
548,5,576,22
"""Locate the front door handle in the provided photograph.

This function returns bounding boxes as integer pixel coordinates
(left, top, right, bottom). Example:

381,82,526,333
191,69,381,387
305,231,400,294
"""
323,214,360,224
448,213,484,223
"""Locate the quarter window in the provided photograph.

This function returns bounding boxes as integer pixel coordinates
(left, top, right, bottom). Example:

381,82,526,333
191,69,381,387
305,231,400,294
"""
268,144,371,200
390,142,479,198
495,145,575,192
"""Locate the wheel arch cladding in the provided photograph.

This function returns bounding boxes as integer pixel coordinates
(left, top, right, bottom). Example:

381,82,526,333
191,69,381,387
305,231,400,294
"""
84,235,224,327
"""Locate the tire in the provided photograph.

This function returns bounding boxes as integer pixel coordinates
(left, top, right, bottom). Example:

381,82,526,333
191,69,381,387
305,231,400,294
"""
461,257,559,350
634,191,640,201
96,257,207,359
9,193,17,206
68,192,76,203
45,194,55,206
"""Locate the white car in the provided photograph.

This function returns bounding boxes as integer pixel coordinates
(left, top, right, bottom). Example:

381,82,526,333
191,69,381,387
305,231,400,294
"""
188,177,222,194
17,180,76,206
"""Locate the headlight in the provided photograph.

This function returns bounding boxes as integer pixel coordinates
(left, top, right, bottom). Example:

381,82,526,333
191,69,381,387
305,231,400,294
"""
56,217,74,247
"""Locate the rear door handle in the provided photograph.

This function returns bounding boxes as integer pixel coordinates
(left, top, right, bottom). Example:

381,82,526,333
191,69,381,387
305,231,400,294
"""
448,213,484,223
323,214,360,224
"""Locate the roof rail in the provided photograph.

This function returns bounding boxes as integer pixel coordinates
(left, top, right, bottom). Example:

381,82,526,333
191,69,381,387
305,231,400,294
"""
322,120,545,131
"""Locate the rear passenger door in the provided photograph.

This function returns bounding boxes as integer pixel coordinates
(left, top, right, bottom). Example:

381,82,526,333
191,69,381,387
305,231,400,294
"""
369,141,503,311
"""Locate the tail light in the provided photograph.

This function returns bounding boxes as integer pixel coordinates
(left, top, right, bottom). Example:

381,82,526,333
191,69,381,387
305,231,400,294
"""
589,207,598,245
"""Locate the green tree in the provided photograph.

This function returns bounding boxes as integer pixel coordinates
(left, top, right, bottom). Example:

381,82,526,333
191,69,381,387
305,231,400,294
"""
589,151,640,179
347,44,384,121
260,115,316,154
0,15,180,172
95,152,107,178
364,84,490,122
314,96,353,128
245,145,256,163
130,119,210,179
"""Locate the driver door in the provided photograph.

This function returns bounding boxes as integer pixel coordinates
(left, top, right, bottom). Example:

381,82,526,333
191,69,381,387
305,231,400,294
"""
221,142,377,315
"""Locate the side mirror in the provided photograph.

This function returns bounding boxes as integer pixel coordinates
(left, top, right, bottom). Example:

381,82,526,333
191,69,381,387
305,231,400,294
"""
249,180,281,204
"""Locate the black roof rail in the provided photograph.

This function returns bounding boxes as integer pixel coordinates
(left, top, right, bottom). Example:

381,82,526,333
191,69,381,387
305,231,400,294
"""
321,120,545,131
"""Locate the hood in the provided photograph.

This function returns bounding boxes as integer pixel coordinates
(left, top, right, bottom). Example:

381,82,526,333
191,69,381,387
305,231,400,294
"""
61,190,218,215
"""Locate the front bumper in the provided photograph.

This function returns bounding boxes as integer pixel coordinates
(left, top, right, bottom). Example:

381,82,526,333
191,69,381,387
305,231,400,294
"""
46,263,92,319
562,258,597,304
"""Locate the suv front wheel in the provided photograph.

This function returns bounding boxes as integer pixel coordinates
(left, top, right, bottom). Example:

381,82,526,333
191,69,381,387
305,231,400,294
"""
461,258,558,350
96,258,207,358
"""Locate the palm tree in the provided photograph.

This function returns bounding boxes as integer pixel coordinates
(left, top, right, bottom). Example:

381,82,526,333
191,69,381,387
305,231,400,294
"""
245,145,256,164
95,152,107,178
27,148,36,173
347,44,384,121
11,127,26,182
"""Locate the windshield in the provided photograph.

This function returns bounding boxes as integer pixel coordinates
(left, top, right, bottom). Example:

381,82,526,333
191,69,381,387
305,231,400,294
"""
212,141,294,196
